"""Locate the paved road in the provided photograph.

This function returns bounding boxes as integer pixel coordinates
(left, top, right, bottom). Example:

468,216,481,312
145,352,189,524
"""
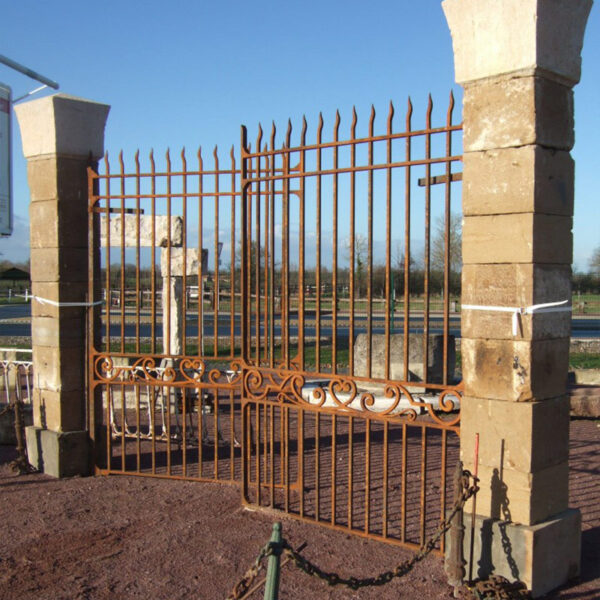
1,303,599,338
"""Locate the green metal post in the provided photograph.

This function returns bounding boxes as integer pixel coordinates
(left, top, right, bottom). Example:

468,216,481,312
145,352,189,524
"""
263,522,283,600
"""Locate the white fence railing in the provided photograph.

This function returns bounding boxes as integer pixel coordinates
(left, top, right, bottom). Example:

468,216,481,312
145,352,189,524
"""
0,348,33,406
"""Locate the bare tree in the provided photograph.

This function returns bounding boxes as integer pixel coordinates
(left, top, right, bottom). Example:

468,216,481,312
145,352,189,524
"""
431,213,462,274
590,246,600,277
344,234,368,297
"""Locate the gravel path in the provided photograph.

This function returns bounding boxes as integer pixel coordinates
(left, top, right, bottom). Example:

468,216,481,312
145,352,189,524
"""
0,419,598,600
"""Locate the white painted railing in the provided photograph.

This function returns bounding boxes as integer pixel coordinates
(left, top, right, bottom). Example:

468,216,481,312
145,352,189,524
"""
0,348,33,406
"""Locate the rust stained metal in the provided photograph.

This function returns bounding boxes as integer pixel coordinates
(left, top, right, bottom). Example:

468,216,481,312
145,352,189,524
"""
87,94,463,551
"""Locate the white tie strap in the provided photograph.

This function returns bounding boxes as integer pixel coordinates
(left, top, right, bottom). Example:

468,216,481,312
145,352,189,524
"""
20,291,104,308
462,299,571,336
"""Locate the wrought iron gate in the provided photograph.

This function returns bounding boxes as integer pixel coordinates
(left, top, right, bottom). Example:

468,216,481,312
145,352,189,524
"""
88,93,463,552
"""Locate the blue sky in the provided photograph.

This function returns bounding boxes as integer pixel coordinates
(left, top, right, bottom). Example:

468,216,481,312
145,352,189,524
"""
0,0,598,269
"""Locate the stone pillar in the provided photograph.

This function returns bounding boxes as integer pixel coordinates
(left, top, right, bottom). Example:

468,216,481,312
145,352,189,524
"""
443,1,592,597
15,94,110,477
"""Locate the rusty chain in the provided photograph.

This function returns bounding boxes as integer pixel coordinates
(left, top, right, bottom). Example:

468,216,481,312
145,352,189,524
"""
225,542,272,600
225,470,479,598
470,575,531,599
279,470,479,590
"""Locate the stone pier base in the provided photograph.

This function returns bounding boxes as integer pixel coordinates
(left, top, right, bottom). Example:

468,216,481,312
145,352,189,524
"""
455,509,581,598
25,426,89,478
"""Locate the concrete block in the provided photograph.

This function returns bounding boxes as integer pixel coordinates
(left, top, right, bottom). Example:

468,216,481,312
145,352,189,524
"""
462,146,574,217
25,425,89,477
462,214,572,265
461,264,571,340
463,76,574,152
353,333,455,384
443,0,592,86
461,338,569,401
453,509,581,597
15,94,110,160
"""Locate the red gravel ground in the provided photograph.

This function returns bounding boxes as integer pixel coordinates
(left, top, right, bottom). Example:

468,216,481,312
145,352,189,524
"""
0,419,598,600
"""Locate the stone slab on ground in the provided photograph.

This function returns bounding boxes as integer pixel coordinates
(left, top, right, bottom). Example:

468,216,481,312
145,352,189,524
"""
353,333,456,384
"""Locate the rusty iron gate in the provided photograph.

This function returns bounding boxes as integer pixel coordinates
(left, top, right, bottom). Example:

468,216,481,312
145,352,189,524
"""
88,94,463,552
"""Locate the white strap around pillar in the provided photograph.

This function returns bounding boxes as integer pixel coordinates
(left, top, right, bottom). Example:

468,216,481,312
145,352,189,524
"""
462,300,572,337
20,292,104,308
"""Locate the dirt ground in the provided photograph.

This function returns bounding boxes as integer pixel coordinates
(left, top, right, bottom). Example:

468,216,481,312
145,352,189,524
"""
0,419,598,600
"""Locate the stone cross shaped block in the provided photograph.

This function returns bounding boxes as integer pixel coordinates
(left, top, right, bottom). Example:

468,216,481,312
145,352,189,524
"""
100,214,206,355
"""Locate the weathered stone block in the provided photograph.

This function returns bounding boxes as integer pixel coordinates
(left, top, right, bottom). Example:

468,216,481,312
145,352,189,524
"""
461,264,571,340
26,156,90,204
463,461,569,527
462,146,574,216
160,247,207,277
25,426,90,477
461,338,569,401
31,315,86,348
15,94,109,160
30,199,88,250
353,333,455,383
33,388,86,432
462,214,572,265
32,345,85,393
100,214,183,248
442,0,592,86
452,509,581,598
463,76,574,152
30,247,88,284
460,396,569,474
162,276,184,356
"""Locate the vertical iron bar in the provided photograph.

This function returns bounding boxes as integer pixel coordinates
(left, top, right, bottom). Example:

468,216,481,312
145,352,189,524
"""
331,414,336,525
384,103,394,380
166,150,172,357
403,100,413,381
367,107,374,379
423,97,433,384
383,421,389,538
365,418,371,534
298,117,307,371
230,148,237,359
332,112,340,373
349,110,357,376
401,422,407,543
213,147,220,358
135,151,141,354
240,127,250,362
254,131,262,365
420,426,428,545
197,148,204,357
443,93,455,386
348,415,354,530
119,152,126,354
182,149,188,356
315,115,323,372
150,151,157,355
